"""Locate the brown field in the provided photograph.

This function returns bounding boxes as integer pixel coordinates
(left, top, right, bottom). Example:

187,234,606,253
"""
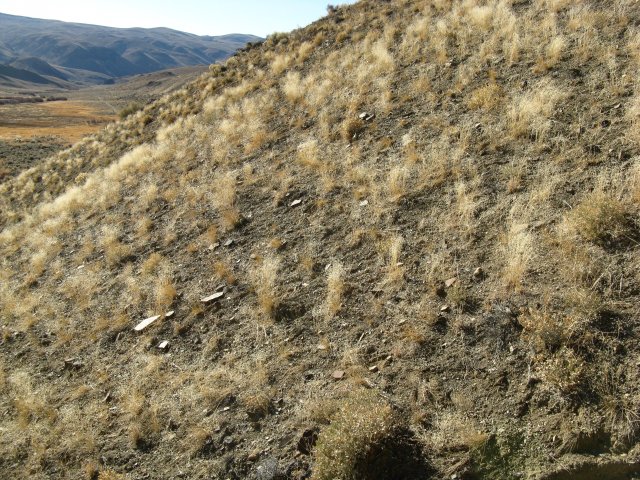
0,100,116,143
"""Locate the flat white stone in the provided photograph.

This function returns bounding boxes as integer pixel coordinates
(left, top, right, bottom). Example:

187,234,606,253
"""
158,340,169,349
290,199,302,207
134,315,160,331
201,291,224,303
165,311,175,318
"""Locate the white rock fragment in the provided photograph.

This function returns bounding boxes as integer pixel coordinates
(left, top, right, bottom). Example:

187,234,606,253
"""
201,291,224,303
290,199,302,207
165,311,175,318
359,200,369,207
158,340,170,350
445,277,457,288
134,315,160,331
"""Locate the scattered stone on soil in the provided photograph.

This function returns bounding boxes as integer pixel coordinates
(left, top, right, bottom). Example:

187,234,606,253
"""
201,291,224,303
290,198,302,207
332,370,345,380
445,277,458,288
134,314,160,331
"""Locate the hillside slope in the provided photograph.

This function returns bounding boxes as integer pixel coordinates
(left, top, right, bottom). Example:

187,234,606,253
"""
3,1,640,479
0,12,260,86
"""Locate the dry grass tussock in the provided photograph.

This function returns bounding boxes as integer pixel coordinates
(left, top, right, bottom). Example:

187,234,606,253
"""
3,0,640,478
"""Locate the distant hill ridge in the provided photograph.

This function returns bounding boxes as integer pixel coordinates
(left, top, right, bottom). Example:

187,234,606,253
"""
0,12,260,87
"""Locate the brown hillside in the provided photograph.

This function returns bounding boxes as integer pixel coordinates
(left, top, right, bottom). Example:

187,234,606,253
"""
3,1,640,478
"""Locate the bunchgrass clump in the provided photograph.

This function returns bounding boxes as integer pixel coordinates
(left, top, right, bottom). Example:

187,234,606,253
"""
311,390,393,480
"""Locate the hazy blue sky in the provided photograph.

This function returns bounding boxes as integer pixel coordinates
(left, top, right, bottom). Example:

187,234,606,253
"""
0,1,358,37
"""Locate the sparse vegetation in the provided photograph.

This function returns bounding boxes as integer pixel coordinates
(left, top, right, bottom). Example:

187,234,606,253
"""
3,0,640,478
311,390,394,480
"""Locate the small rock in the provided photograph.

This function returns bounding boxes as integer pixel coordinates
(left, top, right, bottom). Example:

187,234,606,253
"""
64,359,83,369
290,199,302,207
473,267,483,278
440,305,450,313
247,450,260,462
134,315,160,331
208,243,219,251
201,291,224,303
224,239,234,247
369,365,379,373
103,391,112,403
362,378,374,389
359,199,369,207
165,310,175,318
398,319,407,325
332,370,345,380
317,344,328,351
256,457,279,480
445,277,457,288
157,340,170,350
297,428,319,455
359,112,369,119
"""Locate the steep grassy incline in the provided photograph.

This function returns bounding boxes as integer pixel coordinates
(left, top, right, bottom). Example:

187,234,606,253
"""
3,1,640,479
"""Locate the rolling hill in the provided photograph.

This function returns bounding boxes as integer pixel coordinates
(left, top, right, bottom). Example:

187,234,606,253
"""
2,1,640,479
0,12,260,88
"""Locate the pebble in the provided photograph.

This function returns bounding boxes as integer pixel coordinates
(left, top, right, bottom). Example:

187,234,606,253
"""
134,315,160,331
201,291,224,303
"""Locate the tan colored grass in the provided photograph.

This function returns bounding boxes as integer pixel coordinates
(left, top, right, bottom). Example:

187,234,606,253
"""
253,256,280,320
508,80,565,141
325,262,345,319
311,390,393,480
502,223,534,292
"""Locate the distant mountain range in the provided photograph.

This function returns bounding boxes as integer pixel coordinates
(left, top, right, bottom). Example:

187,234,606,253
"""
0,12,261,90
